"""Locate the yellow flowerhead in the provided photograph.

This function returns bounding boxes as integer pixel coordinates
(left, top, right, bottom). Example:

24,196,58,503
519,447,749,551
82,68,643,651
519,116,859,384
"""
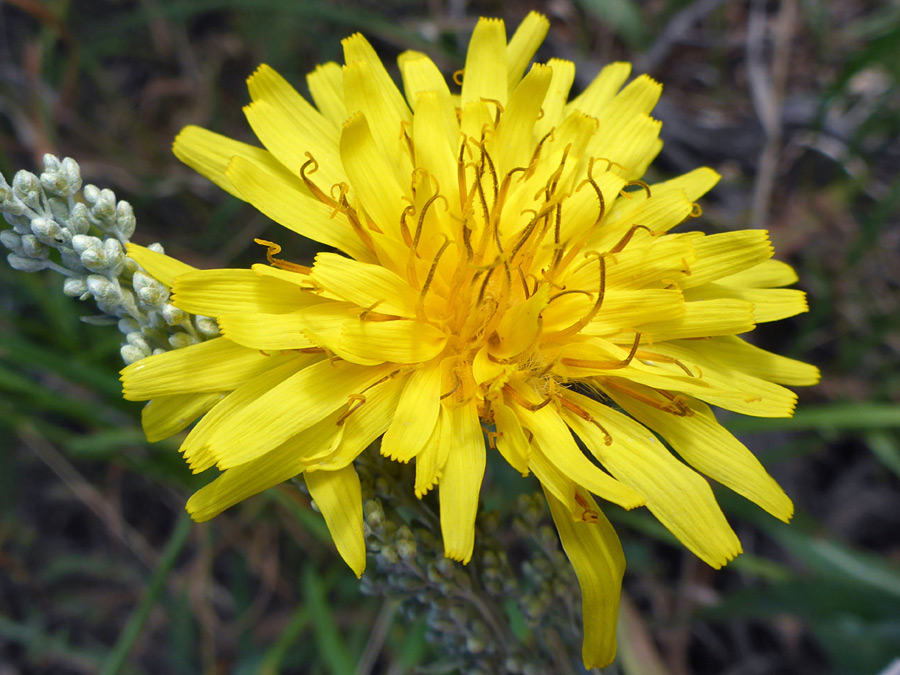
121,12,818,667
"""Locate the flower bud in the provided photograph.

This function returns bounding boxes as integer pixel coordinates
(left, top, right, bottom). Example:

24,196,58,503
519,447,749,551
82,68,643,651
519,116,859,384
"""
121,344,148,365
71,234,100,256
168,332,198,349
103,238,125,274
118,317,140,334
61,157,82,193
126,332,150,353
86,274,121,305
194,316,220,337
89,187,117,224
161,303,186,325
63,276,88,298
1,196,26,218
21,234,49,259
80,245,108,272
0,171,11,201
68,202,90,235
31,217,64,245
7,253,46,272
115,201,136,239
12,171,41,211
0,229,22,253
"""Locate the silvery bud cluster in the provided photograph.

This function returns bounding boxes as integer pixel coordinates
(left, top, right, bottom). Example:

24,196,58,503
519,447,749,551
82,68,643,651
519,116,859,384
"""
1,154,219,365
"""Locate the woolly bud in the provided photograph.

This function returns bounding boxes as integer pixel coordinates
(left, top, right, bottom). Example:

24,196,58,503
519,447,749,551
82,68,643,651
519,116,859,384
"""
12,171,42,210
0,172,11,201
126,331,150,352
120,344,147,365
7,253,47,272
0,229,22,253
133,271,165,305
118,317,140,334
168,332,197,349
1,196,26,219
30,217,65,245
193,315,219,337
86,274,121,305
80,245,108,272
21,234,49,259
161,303,187,325
68,202,91,235
63,276,88,298
114,201,136,239
89,187,117,224
71,234,100,256
103,238,125,274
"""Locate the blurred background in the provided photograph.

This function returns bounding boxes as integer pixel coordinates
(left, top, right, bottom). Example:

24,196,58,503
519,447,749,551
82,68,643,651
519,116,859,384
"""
1,1,898,673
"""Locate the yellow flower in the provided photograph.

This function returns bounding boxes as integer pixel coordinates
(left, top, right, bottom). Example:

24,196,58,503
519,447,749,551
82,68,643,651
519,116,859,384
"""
121,13,818,667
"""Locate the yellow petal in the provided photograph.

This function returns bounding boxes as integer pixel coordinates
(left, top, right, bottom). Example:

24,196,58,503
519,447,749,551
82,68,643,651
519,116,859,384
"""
652,166,721,202
226,155,374,262
398,51,452,110
491,403,530,476
172,125,298,200
217,311,318,351
244,65,344,185
414,410,446,497
439,399,486,563
121,337,300,400
638,298,756,341
508,382,645,510
544,488,624,669
311,252,419,317
381,362,442,462
686,285,809,322
490,285,550,360
305,465,366,577
593,187,695,252
205,360,395,469
648,341,801,417
680,230,773,288
564,390,742,568
186,409,343,521
717,259,798,288
310,373,409,472
125,243,196,290
189,417,341,519
544,288,685,337
412,91,460,220
342,32,411,128
590,112,663,180
292,302,380,366
591,235,695,290
534,58,575,137
680,335,820,386
173,268,316,316
343,59,413,183
528,436,580,515
506,11,549,88
568,62,632,118
339,112,409,239
340,319,447,365
141,392,223,443
494,63,552,177
306,62,346,127
179,356,314,472
612,393,793,521
461,18,508,108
